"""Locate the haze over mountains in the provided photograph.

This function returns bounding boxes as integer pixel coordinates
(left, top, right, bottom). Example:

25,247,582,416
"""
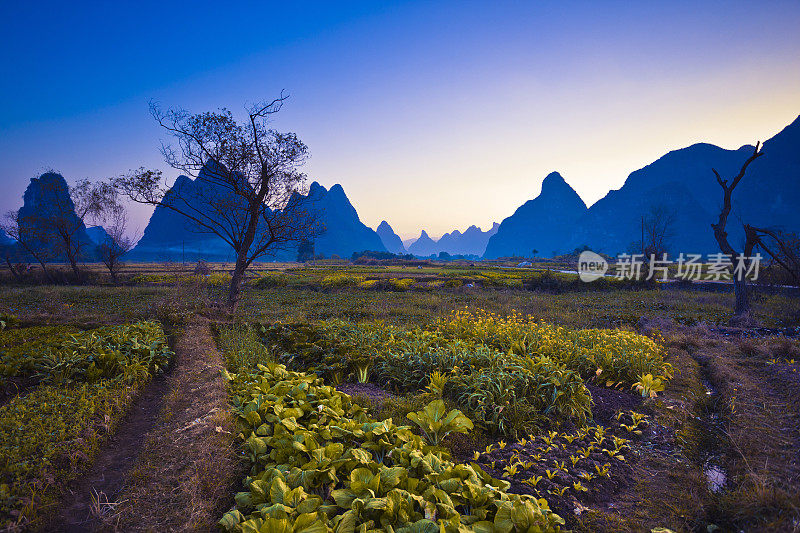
3,114,799,263
405,224,499,257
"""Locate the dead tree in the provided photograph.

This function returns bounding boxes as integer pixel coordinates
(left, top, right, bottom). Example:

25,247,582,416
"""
96,211,137,284
115,94,318,310
744,226,800,286
63,179,119,280
711,142,763,317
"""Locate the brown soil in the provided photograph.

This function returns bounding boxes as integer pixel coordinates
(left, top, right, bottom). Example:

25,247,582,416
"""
585,384,644,424
47,317,242,532
52,375,170,531
336,382,397,404
98,316,242,532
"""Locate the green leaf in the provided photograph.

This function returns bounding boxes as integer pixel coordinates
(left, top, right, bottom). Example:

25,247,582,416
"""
218,509,244,531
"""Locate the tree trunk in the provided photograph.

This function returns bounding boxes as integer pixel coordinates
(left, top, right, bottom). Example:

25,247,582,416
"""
66,247,82,282
733,275,750,316
4,258,22,281
35,257,54,283
227,256,247,311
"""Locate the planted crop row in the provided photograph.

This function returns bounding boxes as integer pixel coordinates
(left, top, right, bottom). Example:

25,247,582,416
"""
254,311,669,436
219,359,565,532
255,321,588,437
435,309,673,388
0,321,173,529
0,321,172,383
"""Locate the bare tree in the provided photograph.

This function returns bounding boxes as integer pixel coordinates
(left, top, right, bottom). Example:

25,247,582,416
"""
711,142,763,317
60,179,119,280
640,204,676,259
114,94,318,310
96,211,137,284
1,241,28,282
2,209,56,283
744,226,800,286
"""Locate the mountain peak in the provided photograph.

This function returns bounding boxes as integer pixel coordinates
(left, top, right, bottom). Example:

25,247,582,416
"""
375,220,406,254
308,181,325,196
483,171,589,259
540,171,572,195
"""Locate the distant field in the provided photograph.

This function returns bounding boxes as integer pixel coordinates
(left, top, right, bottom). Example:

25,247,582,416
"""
0,262,798,531
1,263,797,328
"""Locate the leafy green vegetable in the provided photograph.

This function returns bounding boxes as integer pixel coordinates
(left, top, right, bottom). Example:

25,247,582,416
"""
406,399,473,446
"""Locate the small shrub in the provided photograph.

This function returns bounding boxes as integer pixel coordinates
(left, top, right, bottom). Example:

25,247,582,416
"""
388,278,415,291
358,279,380,289
320,272,366,289
193,259,212,275
251,272,289,288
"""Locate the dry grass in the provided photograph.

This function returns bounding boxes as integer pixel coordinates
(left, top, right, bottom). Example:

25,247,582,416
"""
99,317,244,532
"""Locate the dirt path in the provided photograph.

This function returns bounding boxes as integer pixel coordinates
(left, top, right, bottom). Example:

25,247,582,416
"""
97,316,242,532
49,317,241,532
54,375,170,531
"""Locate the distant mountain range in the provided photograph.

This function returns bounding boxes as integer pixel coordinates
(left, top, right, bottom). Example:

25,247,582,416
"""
405,224,499,257
128,172,386,262
486,115,800,258
5,114,799,263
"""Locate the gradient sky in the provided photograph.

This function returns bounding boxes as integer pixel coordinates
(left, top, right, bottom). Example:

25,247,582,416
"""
2,1,799,240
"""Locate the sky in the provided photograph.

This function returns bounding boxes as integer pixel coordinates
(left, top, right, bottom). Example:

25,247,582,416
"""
1,1,799,240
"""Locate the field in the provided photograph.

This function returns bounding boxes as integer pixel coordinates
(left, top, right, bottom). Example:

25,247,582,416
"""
0,262,799,532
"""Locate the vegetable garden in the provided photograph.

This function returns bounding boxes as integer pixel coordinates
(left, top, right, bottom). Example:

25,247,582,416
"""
214,309,673,532
0,321,172,529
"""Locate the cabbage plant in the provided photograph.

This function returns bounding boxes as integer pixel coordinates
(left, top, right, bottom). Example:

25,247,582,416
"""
407,399,473,446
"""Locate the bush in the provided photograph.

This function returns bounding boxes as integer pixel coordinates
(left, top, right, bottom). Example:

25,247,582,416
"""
320,272,366,289
251,272,290,289
358,279,380,289
389,278,415,291
193,259,212,275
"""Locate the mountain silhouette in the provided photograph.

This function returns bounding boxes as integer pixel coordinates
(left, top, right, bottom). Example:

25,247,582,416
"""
566,115,800,255
407,230,438,257
436,223,499,256
484,172,588,258
129,169,385,261
376,221,406,254
16,172,96,261
301,182,387,257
